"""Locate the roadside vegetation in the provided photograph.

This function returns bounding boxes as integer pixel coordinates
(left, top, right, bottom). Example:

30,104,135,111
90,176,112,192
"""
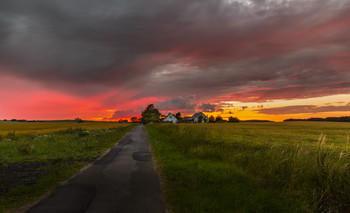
147,122,350,212
0,122,135,212
0,121,130,136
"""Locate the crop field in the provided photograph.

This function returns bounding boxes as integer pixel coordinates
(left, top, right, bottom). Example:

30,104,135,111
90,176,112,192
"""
0,121,135,212
0,121,130,136
146,122,350,213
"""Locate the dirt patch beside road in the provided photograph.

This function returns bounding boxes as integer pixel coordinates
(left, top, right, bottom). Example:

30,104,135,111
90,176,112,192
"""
0,157,97,193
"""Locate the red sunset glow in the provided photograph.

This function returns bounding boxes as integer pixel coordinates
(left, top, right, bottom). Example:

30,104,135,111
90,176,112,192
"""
0,0,349,121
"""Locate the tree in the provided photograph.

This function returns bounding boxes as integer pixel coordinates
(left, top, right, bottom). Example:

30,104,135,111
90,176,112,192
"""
209,115,215,123
175,112,184,123
75,117,84,123
141,104,161,123
215,115,223,122
228,116,240,123
130,117,138,123
175,112,182,119
159,114,166,121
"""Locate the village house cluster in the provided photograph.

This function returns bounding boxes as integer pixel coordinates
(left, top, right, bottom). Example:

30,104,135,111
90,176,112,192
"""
162,112,209,123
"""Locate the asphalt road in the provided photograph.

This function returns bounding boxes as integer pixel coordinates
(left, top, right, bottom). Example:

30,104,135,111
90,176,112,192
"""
27,125,166,213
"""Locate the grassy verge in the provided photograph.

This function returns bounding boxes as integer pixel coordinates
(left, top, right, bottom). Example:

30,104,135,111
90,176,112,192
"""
146,124,302,213
0,124,135,212
147,122,350,212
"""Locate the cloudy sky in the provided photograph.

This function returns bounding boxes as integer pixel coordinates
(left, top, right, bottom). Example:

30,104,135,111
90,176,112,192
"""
0,0,349,121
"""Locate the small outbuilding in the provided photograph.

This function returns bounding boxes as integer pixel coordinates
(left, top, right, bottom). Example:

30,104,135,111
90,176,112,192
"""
163,113,178,123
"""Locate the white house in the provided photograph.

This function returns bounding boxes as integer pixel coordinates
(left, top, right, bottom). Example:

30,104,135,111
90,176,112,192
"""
184,112,209,123
163,113,178,123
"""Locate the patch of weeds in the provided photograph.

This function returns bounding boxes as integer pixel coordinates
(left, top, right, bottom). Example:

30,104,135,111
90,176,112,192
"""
78,130,90,137
7,131,16,139
58,127,83,134
17,145,34,154
310,134,350,212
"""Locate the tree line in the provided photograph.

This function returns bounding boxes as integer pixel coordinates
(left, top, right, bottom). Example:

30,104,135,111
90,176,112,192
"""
140,104,240,123
284,116,350,122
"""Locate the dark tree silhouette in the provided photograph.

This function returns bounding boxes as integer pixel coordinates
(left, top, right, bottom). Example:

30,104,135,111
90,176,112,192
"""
209,115,215,123
75,117,84,123
215,115,223,122
130,117,138,123
141,104,161,123
228,116,240,123
175,112,182,119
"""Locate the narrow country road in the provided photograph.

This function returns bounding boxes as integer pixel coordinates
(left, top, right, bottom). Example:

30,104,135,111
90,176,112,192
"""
27,125,166,213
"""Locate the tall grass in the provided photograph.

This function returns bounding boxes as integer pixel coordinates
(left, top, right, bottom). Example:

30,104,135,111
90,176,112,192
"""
148,122,350,212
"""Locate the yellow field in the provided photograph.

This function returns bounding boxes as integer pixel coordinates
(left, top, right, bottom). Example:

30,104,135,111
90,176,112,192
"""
0,121,131,135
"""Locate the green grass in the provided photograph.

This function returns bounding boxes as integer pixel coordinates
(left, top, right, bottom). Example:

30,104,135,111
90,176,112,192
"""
0,121,130,136
146,122,350,212
0,124,135,212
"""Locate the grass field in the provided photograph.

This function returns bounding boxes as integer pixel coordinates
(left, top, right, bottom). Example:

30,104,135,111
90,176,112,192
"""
146,122,350,213
0,121,135,212
0,121,130,136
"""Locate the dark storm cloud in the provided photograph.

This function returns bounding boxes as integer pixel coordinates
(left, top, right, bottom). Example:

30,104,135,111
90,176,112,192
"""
199,103,216,112
256,103,350,115
110,109,137,119
0,0,349,100
156,96,196,110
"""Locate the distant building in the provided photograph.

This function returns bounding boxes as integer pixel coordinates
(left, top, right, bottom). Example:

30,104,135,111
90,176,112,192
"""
163,113,178,123
184,112,209,123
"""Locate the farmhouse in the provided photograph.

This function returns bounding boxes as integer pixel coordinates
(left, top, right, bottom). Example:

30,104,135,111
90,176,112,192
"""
184,112,209,123
162,113,178,123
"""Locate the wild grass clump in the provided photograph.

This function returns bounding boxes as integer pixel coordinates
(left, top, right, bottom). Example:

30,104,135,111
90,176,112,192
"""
309,134,350,212
17,145,34,154
147,122,350,212
58,127,83,134
7,131,16,139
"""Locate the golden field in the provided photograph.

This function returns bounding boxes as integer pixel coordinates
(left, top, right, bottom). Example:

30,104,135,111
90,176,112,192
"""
0,121,130,136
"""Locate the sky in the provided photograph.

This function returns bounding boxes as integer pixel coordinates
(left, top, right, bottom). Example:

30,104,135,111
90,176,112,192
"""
0,0,349,121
